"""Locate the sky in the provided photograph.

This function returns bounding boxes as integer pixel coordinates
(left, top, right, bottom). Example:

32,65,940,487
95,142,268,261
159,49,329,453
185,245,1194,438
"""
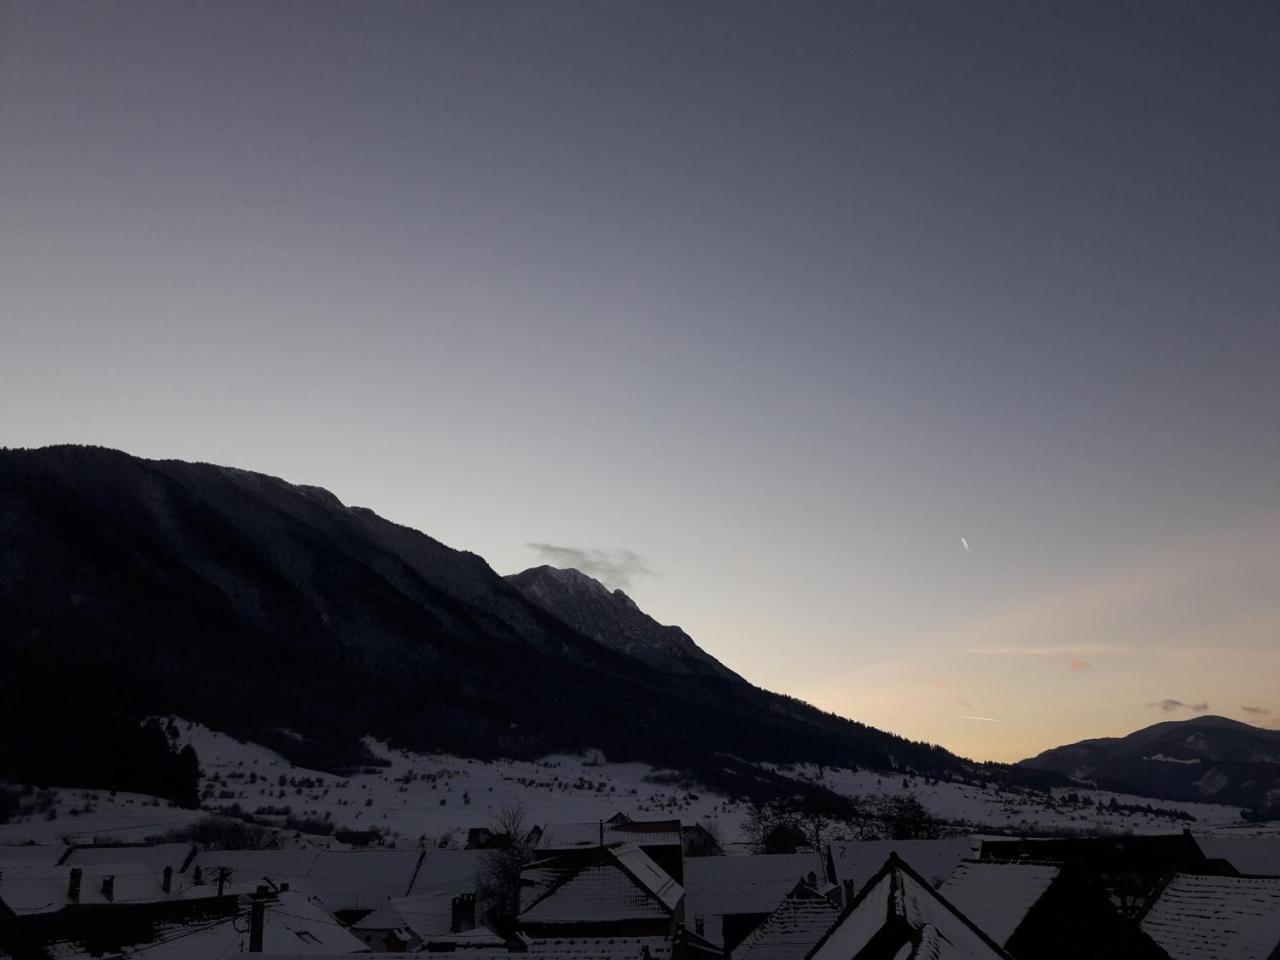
2,1,1278,762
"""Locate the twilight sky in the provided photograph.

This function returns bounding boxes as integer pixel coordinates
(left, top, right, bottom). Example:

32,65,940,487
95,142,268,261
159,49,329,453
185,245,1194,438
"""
3,1,1278,762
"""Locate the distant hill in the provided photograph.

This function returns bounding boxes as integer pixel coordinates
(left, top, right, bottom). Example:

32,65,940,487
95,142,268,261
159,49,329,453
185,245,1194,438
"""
1020,715,1280,815
505,565,742,682
0,444,973,802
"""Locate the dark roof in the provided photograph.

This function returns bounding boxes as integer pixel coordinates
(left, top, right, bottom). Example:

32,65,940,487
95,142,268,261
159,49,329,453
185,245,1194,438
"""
978,833,1206,873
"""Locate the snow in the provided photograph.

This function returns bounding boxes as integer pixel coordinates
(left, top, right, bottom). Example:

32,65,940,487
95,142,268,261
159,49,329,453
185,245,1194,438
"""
1140,873,1280,960
0,717,1252,865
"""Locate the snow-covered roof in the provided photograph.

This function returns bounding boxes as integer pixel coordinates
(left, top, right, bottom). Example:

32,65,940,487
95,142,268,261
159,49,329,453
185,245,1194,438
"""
1198,837,1280,877
1140,872,1280,960
520,843,682,925
829,840,974,893
128,891,366,958
527,935,673,959
189,848,321,884
939,860,1061,946
732,881,841,960
683,851,821,948
405,847,484,896
0,844,64,867
378,855,483,942
0,862,193,915
62,842,196,873
304,848,424,909
537,819,683,851
808,855,1012,960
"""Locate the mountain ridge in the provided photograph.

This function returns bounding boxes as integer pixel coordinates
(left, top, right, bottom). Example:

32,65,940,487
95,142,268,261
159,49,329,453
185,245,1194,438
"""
1019,715,1280,814
0,443,973,803
505,564,743,683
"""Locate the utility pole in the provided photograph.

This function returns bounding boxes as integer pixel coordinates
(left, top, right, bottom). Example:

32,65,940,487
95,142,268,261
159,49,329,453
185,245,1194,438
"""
248,885,270,952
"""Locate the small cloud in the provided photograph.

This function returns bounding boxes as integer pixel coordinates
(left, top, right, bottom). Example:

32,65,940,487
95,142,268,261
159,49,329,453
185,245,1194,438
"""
1147,699,1210,714
957,697,972,709
526,543,651,589
966,644,1130,657
1241,705,1271,715
1067,659,1092,672
962,715,1000,722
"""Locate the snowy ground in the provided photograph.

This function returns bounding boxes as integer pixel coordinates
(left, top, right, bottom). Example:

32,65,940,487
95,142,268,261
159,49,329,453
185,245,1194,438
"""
760,761,1246,836
0,719,1253,848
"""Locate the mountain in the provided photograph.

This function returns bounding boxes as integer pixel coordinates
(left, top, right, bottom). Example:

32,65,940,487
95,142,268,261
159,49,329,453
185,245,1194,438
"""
0,444,971,802
1020,715,1280,814
505,565,742,683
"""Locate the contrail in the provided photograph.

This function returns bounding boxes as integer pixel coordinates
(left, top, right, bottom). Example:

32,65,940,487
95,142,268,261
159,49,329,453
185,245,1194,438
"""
960,536,971,553
962,715,1000,722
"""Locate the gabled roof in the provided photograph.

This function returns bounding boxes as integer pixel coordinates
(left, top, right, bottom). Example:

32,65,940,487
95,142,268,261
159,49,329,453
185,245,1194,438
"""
537,819,684,851
829,841,974,894
939,860,1060,946
1139,872,1280,960
683,851,822,948
1198,837,1280,878
519,843,682,925
806,854,1012,960
733,880,842,960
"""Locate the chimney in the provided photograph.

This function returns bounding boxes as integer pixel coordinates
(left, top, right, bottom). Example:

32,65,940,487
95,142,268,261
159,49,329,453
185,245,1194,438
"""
807,870,817,888
68,867,82,902
216,867,228,897
101,874,115,901
451,893,475,932
193,865,204,886
162,866,173,894
694,914,704,936
280,881,290,892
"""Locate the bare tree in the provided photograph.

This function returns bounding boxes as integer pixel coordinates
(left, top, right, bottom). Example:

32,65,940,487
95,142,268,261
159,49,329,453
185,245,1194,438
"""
476,800,535,935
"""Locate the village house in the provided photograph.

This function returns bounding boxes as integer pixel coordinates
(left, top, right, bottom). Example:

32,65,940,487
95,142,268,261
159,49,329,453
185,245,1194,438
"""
977,831,1218,918
518,841,684,939
730,875,842,960
683,851,823,952
940,858,1170,960
806,853,1012,960
537,816,685,884
826,839,973,896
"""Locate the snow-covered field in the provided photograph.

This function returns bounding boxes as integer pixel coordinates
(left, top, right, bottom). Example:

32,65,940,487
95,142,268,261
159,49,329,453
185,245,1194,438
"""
763,761,1246,835
0,719,1253,847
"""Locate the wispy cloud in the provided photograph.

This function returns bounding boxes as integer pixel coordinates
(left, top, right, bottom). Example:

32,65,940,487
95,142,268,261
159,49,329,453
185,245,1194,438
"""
966,644,1128,657
1067,659,1092,672
526,543,652,590
1241,705,1271,715
962,715,1000,722
1147,699,1209,714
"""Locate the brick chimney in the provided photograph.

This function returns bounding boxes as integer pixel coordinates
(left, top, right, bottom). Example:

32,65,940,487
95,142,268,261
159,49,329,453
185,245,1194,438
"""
67,867,82,902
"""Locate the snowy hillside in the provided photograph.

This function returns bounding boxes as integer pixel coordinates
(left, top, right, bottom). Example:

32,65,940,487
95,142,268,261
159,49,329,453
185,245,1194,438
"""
2,720,1255,849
